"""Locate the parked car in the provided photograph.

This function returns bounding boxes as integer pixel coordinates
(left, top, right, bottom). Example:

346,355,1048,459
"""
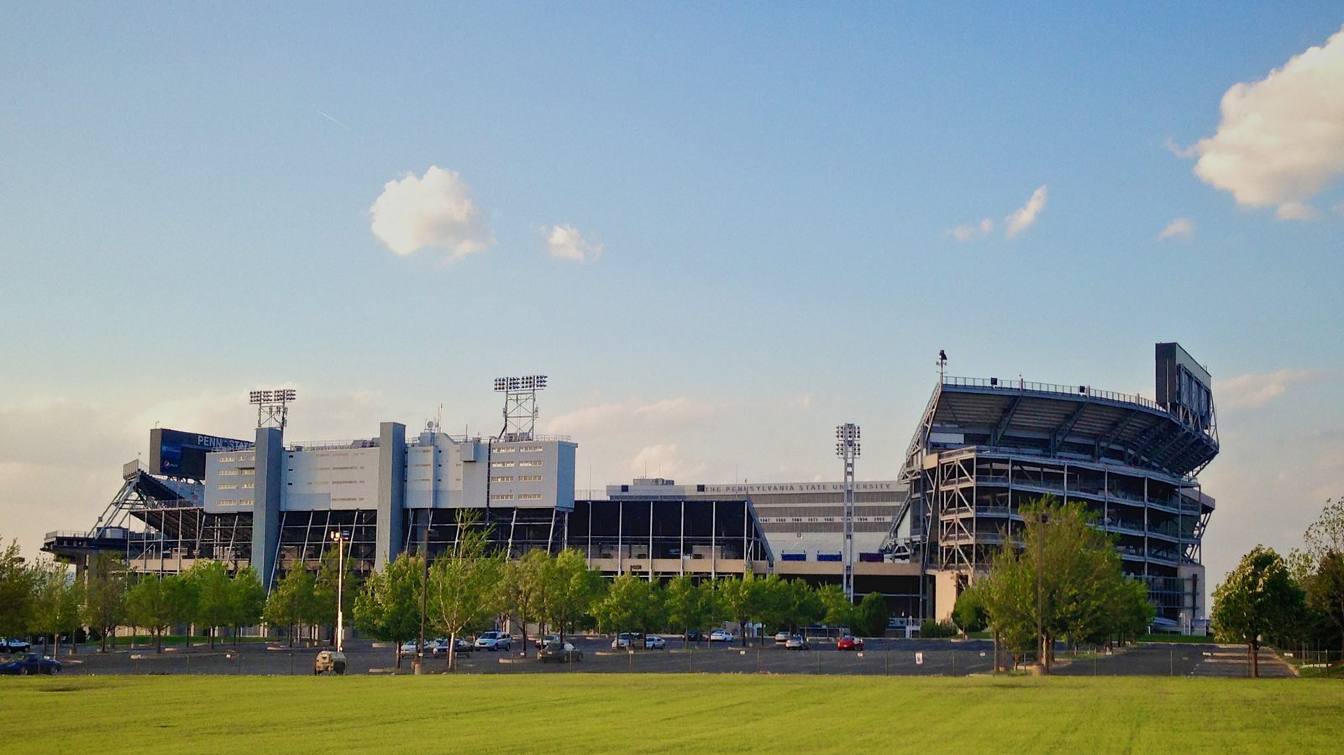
684,628,703,642
313,650,346,675
643,635,666,650
773,631,791,645
538,641,583,663
0,653,61,675
784,635,809,651
454,637,474,654
611,632,638,650
399,640,422,656
534,634,561,650
474,631,512,652
708,629,735,643
427,638,452,657
836,635,864,651
0,638,31,654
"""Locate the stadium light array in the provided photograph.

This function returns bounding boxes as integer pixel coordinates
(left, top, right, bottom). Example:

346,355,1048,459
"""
493,375,548,392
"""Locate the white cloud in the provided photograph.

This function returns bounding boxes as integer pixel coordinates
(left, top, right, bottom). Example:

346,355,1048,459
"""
545,224,604,263
1275,202,1320,221
546,397,715,435
949,217,993,242
1184,25,1344,219
1216,369,1326,410
369,166,492,259
1158,217,1196,240
1004,185,1048,238
628,443,706,481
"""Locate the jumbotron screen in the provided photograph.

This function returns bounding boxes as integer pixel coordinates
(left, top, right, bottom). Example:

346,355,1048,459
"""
148,428,252,480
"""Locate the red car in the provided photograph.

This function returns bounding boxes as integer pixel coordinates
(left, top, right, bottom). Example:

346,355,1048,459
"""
835,635,864,651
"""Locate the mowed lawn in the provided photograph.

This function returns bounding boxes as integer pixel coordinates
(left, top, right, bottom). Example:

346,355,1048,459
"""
1,674,1340,754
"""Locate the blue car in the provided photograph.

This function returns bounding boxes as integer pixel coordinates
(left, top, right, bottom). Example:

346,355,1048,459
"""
0,654,62,675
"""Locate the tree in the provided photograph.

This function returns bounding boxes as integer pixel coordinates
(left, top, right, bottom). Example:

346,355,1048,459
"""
540,548,604,641
162,574,198,647
972,497,1137,673
354,552,425,669
778,579,824,633
125,576,172,653
1107,577,1155,646
854,591,889,637
83,553,128,652
427,512,504,670
1293,497,1344,652
264,567,316,647
30,561,81,657
717,574,764,647
952,584,987,634
664,575,713,640
0,539,35,639
593,574,662,643
185,562,233,648
228,567,267,644
502,549,550,657
816,584,853,630
1212,545,1305,677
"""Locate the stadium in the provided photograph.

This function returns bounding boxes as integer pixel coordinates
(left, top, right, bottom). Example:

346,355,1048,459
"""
43,343,1217,633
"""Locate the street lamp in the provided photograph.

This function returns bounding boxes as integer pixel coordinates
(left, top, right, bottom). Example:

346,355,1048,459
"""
329,530,347,653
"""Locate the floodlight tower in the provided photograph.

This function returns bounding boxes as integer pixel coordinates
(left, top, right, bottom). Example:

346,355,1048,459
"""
836,423,861,601
249,388,297,430
493,375,548,442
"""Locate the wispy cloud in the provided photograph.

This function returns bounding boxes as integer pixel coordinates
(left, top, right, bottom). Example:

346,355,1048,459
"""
1158,217,1195,241
316,109,351,131
1005,185,1048,238
1216,369,1328,410
949,217,994,242
545,224,604,263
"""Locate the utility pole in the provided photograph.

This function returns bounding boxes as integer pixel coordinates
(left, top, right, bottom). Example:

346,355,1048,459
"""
416,514,429,675
330,530,346,653
835,424,861,601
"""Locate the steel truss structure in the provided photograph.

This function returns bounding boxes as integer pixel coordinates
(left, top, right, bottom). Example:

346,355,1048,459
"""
883,372,1219,627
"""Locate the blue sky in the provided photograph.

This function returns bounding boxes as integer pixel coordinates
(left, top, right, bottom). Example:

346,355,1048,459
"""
2,3,1342,586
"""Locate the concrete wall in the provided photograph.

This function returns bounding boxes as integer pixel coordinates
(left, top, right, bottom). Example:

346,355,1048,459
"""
375,422,406,570
250,427,284,588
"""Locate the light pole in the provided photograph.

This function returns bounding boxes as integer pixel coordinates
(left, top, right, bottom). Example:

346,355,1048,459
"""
330,530,346,653
836,423,861,601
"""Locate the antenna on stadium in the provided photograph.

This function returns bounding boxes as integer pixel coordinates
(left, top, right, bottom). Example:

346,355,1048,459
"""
938,349,948,381
835,423,861,601
493,375,547,442
249,388,297,431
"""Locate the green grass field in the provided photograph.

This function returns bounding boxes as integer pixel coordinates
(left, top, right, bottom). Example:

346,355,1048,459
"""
1,675,1339,753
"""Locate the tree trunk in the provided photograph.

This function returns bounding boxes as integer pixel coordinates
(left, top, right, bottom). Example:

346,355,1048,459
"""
394,641,401,670
520,612,528,658
1250,641,1260,678
447,633,457,671
993,630,1001,673
156,628,163,654
101,626,109,653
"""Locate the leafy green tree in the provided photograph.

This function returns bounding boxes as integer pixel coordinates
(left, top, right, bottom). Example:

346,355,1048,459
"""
854,591,889,637
664,575,713,640
125,576,172,653
30,561,81,657
83,553,128,652
0,539,35,639
427,511,505,670
185,561,232,648
816,583,853,629
952,584,987,634
593,574,662,643
777,579,824,633
1213,545,1305,677
540,548,604,641
228,567,267,644
162,574,198,647
264,567,316,646
503,549,550,657
1107,577,1155,646
354,552,425,668
717,574,765,646
1292,497,1344,652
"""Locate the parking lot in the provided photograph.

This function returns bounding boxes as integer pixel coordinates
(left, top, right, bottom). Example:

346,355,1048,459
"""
8,636,1292,678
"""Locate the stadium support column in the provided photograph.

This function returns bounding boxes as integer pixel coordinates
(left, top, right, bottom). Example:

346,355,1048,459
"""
251,427,284,590
376,422,407,571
